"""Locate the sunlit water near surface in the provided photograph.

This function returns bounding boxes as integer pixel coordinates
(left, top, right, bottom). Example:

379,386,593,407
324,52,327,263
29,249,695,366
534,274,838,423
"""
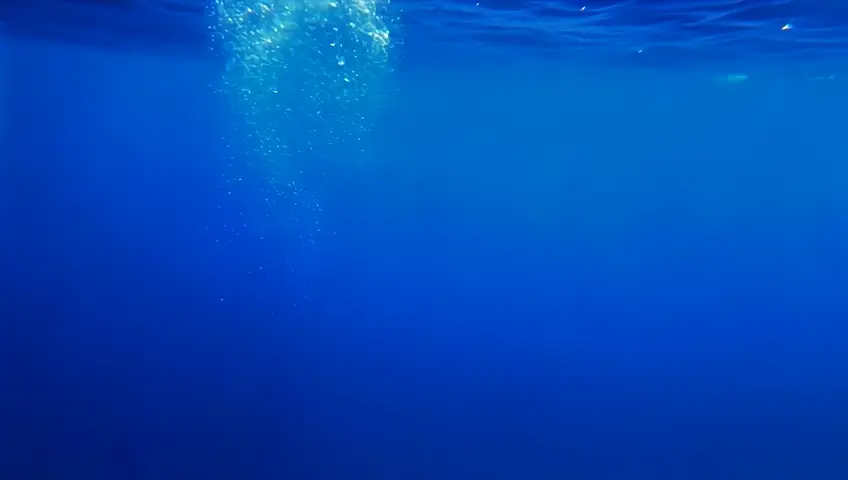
2,0,847,478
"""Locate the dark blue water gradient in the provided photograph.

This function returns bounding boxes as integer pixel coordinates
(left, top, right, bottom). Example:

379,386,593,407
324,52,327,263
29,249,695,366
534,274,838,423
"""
3,0,848,63
2,1,848,479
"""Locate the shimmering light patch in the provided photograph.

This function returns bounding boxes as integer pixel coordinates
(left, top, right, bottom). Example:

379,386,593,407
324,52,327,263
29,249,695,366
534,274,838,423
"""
724,73,749,83
212,0,394,243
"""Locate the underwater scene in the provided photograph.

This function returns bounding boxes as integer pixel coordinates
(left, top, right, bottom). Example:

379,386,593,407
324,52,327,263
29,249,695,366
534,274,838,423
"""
1,0,847,478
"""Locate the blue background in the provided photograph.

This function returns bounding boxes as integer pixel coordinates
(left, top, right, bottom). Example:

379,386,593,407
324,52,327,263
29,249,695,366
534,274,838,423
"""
2,0,848,478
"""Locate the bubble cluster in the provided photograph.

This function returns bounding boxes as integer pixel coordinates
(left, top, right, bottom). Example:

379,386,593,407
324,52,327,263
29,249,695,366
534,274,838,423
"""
211,0,394,243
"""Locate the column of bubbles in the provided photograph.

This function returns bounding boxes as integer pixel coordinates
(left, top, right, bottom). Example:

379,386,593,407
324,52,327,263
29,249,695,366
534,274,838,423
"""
211,0,394,244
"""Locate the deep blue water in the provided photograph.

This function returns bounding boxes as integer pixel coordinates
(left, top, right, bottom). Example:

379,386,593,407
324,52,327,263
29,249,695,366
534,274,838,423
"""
2,0,847,478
